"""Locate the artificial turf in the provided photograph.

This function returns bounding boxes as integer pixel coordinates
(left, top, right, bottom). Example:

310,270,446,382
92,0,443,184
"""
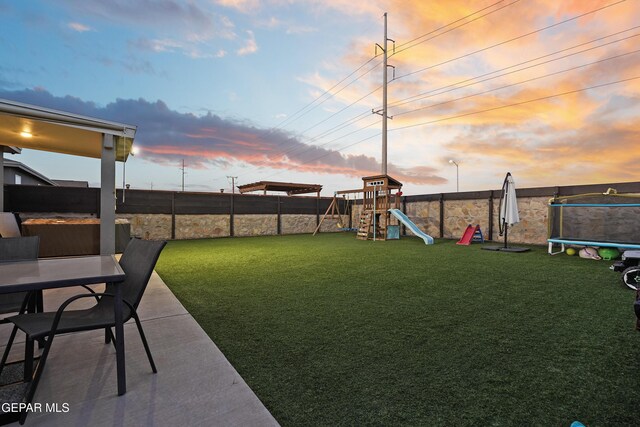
154,233,639,426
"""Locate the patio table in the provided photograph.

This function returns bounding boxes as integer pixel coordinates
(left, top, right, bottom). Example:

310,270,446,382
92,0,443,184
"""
0,255,128,394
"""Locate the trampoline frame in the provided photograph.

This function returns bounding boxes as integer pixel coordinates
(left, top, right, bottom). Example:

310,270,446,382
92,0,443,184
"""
547,189,640,255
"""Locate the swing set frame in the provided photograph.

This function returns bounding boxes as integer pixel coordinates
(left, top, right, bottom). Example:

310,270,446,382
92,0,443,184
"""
313,189,362,235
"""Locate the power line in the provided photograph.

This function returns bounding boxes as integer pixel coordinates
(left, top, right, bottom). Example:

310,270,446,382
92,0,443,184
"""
274,56,383,130
387,28,640,110
273,2,633,172
392,0,521,57
391,49,640,118
217,2,632,185
396,0,509,49
285,30,640,171
239,87,381,179
307,110,372,142
240,60,382,176
391,76,640,132
264,118,380,174
279,2,522,153
265,76,639,180
393,0,628,81
260,131,382,181
272,110,373,163
255,3,520,179
255,3,521,180
298,85,382,135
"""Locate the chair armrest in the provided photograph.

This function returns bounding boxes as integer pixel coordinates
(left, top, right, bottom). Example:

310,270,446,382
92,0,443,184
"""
45,293,138,342
80,285,102,303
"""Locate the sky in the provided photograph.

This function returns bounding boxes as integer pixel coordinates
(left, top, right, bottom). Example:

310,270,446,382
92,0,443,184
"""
0,0,639,196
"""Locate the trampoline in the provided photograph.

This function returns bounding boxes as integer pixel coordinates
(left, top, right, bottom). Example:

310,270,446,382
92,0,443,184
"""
547,188,640,254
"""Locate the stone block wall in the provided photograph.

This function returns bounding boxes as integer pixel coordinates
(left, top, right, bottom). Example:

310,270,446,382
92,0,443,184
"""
281,214,317,234
442,199,489,239
234,214,278,237
174,215,229,239
404,201,440,238
491,196,549,245
116,214,172,240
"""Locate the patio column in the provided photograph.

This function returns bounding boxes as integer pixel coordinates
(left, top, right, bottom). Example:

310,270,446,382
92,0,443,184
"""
0,147,4,211
100,134,116,255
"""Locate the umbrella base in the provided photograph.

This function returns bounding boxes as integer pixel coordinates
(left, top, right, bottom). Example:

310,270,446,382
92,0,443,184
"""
481,245,530,253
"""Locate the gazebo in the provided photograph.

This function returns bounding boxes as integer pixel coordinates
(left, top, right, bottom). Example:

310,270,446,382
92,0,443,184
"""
0,98,136,254
237,181,322,197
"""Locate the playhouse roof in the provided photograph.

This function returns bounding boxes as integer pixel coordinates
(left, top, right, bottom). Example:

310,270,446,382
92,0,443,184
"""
362,174,403,188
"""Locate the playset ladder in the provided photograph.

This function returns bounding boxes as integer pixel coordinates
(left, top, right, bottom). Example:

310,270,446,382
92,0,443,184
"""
357,210,373,240
472,226,484,243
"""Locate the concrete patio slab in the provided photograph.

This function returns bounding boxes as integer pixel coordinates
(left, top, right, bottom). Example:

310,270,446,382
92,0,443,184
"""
0,272,279,426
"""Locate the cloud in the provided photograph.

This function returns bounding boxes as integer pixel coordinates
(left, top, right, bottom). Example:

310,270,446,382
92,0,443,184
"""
59,0,214,32
291,0,640,190
286,25,317,35
214,0,260,14
60,0,238,58
67,22,93,32
444,109,640,188
130,38,182,53
0,88,443,184
237,30,258,56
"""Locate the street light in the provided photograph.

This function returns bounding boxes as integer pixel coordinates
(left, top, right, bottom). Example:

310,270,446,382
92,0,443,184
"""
448,159,459,192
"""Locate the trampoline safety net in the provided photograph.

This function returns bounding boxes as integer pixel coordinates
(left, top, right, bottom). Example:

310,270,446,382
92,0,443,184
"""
548,191,640,246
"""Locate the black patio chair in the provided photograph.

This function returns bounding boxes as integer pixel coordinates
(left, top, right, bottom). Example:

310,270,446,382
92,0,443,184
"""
0,212,22,238
0,236,42,320
0,238,166,425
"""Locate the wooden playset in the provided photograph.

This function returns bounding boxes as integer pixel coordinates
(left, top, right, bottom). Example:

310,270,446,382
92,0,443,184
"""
356,175,403,241
314,174,403,240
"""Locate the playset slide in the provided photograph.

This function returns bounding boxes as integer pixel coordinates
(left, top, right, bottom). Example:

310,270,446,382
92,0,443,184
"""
388,209,434,245
457,225,476,245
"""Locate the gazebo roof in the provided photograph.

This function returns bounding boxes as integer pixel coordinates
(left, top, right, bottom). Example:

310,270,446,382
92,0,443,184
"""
237,181,322,196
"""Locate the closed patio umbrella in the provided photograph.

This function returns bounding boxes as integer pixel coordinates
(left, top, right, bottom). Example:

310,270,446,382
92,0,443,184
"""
500,172,520,231
483,172,530,252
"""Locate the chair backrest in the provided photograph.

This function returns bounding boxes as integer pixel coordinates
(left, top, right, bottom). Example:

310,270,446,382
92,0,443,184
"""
0,213,22,238
0,236,40,263
0,236,40,314
103,238,167,316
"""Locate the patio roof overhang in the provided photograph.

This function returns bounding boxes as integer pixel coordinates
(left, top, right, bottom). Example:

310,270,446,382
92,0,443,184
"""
0,98,138,255
238,181,323,196
2,146,21,155
0,99,135,161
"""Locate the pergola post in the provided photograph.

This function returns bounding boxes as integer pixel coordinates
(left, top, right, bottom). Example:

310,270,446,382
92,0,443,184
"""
100,134,116,255
0,148,4,211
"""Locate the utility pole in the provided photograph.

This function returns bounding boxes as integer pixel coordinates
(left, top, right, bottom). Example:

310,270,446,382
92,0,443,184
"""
373,13,394,175
180,159,186,191
227,176,238,194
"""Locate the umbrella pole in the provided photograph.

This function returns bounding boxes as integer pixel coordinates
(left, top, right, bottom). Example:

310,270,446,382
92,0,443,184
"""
503,221,508,248
503,178,508,248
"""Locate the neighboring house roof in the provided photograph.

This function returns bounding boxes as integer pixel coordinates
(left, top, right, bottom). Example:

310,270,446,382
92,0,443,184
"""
52,179,89,188
2,146,21,154
3,158,57,186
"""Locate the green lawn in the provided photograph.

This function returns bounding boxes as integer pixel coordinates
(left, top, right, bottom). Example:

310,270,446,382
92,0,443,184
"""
154,233,639,426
